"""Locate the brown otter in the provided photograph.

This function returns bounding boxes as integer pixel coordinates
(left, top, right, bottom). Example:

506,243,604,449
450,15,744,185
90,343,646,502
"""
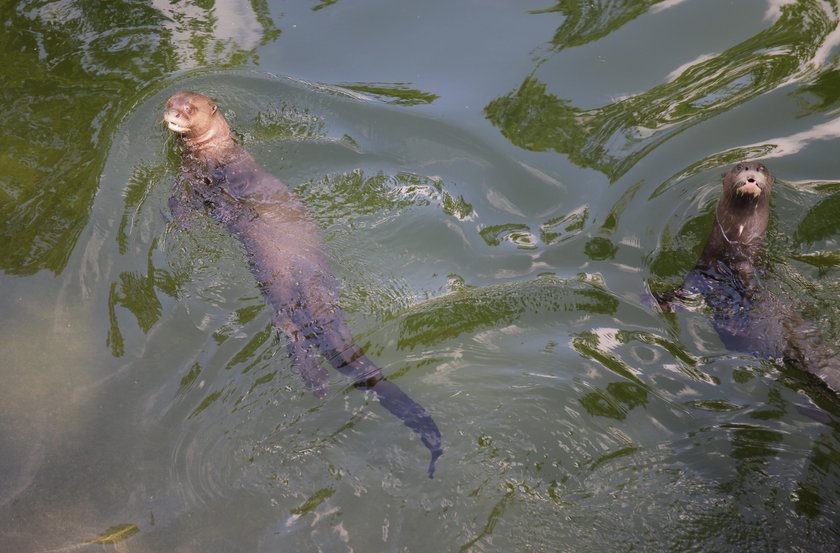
164,91,442,476
655,162,840,394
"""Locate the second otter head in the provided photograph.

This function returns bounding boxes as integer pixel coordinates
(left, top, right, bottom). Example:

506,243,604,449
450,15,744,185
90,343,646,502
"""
164,91,230,146
722,162,774,199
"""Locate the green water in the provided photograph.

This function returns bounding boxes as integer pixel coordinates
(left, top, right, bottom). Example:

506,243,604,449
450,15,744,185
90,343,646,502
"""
2,1,840,551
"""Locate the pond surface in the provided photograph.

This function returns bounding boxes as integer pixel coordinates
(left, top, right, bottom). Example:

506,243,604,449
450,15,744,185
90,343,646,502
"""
3,1,840,551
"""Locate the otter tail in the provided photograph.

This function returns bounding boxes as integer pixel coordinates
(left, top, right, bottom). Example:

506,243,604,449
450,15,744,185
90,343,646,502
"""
327,345,443,478
366,378,443,478
287,309,444,477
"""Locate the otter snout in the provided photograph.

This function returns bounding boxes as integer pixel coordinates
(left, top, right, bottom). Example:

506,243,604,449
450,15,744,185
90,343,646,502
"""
725,162,772,199
164,108,190,134
737,171,763,197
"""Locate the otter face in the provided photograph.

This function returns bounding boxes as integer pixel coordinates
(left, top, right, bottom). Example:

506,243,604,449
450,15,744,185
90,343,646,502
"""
722,162,773,199
164,91,218,137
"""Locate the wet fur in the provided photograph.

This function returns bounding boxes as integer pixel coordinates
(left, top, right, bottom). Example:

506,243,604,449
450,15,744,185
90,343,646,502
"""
165,91,443,476
655,162,840,394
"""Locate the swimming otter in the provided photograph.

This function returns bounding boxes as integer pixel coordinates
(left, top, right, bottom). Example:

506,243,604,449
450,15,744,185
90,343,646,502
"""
164,91,443,476
655,162,840,393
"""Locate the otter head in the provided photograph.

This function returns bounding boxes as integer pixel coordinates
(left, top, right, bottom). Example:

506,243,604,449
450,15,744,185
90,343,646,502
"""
722,162,774,200
164,91,232,151
704,161,774,276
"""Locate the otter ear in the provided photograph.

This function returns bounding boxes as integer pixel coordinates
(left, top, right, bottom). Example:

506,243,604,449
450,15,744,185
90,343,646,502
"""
209,102,218,114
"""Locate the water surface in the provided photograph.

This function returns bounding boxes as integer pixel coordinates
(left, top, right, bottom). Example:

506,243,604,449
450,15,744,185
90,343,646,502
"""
2,1,840,551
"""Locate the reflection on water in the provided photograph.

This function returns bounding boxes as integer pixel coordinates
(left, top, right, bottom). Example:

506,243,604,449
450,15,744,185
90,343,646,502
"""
3,1,840,551
152,0,278,69
532,0,667,52
486,1,839,181
338,83,440,106
0,0,279,277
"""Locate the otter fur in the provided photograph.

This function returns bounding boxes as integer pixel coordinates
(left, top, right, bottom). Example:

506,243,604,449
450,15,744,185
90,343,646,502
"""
164,91,443,476
655,162,840,394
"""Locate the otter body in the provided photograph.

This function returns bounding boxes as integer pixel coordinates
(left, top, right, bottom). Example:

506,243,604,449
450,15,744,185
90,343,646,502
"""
656,163,840,393
165,91,442,476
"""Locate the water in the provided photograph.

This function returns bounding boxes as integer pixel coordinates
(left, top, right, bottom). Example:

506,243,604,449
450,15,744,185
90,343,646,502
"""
2,1,840,551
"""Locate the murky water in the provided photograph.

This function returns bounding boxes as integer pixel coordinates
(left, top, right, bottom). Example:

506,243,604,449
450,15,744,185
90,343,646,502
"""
3,1,840,551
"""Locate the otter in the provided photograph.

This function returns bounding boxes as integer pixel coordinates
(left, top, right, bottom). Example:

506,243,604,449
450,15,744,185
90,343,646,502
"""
654,162,840,394
164,91,443,476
